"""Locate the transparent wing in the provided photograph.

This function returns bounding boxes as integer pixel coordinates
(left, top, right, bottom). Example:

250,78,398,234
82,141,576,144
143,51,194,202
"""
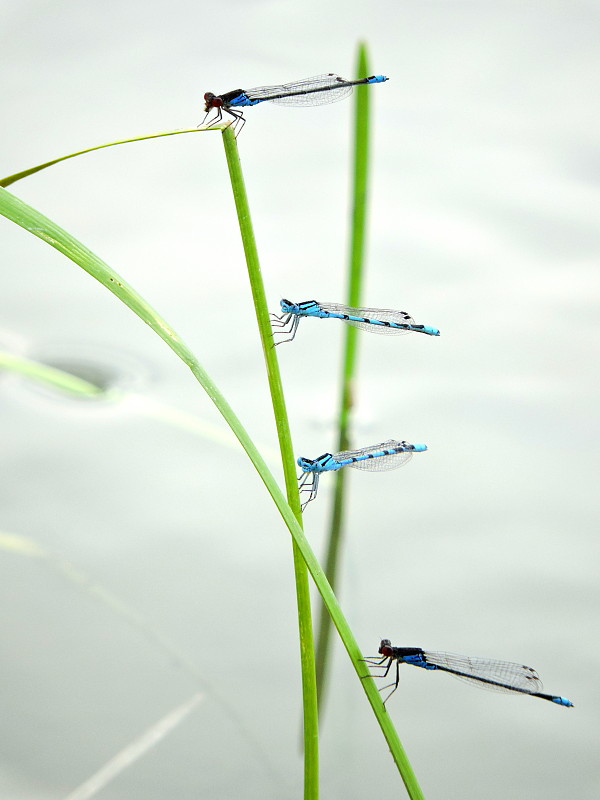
423,651,543,695
245,74,354,107
319,302,416,335
334,439,414,472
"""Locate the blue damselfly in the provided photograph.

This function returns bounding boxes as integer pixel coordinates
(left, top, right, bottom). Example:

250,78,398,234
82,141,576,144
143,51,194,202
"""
364,639,574,707
202,73,388,135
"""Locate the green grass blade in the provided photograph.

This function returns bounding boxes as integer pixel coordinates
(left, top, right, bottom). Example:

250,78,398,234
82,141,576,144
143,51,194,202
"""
0,127,221,188
315,42,372,712
220,126,319,798
0,185,424,798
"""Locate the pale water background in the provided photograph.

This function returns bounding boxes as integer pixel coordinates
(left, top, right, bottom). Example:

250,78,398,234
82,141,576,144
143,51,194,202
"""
1,1,599,798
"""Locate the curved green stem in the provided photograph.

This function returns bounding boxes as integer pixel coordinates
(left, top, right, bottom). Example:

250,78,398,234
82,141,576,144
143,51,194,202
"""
0,127,221,188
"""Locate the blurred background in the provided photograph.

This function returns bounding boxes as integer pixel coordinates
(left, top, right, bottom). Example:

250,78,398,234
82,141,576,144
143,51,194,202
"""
1,1,599,798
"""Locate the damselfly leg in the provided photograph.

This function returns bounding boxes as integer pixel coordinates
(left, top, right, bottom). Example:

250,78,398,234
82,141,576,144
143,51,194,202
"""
269,312,300,345
362,652,401,704
201,106,246,137
297,470,319,511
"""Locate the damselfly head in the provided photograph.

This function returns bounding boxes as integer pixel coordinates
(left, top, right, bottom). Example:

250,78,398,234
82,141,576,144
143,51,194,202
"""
297,456,314,470
379,639,393,656
203,92,221,111
280,298,293,311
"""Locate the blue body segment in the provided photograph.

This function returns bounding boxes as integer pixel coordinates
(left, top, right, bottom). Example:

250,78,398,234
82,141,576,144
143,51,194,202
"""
297,440,427,510
402,652,436,669
271,299,440,344
551,696,573,707
363,639,574,707
203,73,389,135
227,93,260,108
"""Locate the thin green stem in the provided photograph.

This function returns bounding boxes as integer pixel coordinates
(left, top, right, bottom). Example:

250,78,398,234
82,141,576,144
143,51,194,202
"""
0,127,221,188
220,126,318,798
315,42,372,712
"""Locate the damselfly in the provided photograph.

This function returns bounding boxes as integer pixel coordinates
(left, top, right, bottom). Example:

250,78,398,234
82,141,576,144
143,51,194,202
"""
202,73,388,136
364,639,574,707
297,440,427,511
271,299,440,344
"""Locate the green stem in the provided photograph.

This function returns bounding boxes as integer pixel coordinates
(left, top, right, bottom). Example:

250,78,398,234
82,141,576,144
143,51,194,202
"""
0,127,220,188
315,42,372,712
220,126,319,798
